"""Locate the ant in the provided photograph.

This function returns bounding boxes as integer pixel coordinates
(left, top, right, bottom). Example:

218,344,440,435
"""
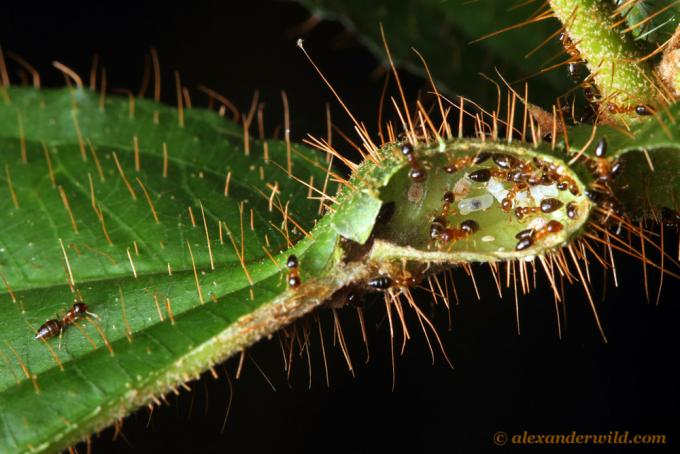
35,299,99,347
587,136,623,182
501,182,528,211
514,220,564,251
606,103,654,116
566,201,579,219
440,191,455,216
430,217,480,245
401,143,426,182
286,255,301,289
555,175,580,195
368,272,416,291
514,198,564,220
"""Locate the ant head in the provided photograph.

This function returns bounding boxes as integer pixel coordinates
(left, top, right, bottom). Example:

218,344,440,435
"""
73,302,88,314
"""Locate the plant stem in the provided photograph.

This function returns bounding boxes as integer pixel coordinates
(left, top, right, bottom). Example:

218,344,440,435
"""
549,0,656,112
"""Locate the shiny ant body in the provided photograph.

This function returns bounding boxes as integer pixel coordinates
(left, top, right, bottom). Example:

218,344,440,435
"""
514,198,564,220
35,300,99,345
514,220,564,251
367,273,416,291
587,136,623,182
430,216,479,244
401,143,427,182
606,103,654,116
287,255,301,289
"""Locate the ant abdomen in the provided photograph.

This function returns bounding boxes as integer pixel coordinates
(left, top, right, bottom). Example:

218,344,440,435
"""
35,319,64,340
368,276,393,290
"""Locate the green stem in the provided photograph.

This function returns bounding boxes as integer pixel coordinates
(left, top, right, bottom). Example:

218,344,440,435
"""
549,0,656,112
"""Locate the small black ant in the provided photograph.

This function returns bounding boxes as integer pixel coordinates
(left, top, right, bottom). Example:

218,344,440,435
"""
367,274,415,291
368,276,392,290
287,255,301,289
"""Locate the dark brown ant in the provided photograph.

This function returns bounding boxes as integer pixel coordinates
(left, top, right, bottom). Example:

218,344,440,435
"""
540,198,564,213
460,219,480,234
368,276,392,290
35,319,64,341
514,206,534,220
501,182,527,211
534,220,564,240
560,32,581,62
492,153,521,169
513,220,563,251
635,105,653,116
566,201,579,219
430,215,447,240
578,104,596,124
367,273,415,291
62,301,97,325
588,136,622,182
401,143,426,182
515,198,563,220
473,152,492,164
441,191,455,216
35,299,99,345
515,236,534,251
583,81,599,101
567,62,583,83
287,255,301,289
556,175,580,195
606,103,654,117
436,220,479,244
515,229,534,240
468,168,491,183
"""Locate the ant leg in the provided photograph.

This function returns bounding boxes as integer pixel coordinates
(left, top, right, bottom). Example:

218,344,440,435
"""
86,311,100,320
58,327,63,351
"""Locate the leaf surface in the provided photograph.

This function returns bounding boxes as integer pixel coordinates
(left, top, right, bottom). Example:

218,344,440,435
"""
0,87,339,453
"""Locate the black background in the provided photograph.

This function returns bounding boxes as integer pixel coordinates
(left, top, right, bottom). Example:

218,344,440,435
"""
1,1,678,452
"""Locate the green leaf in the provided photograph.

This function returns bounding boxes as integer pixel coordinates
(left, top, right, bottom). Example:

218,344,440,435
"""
299,0,571,107
0,86,596,453
0,86,341,453
559,102,680,219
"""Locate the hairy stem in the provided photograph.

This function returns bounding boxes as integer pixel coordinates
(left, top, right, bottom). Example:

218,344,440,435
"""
549,0,656,112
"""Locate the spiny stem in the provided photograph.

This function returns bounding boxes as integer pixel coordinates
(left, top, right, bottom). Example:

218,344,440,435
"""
549,0,656,113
